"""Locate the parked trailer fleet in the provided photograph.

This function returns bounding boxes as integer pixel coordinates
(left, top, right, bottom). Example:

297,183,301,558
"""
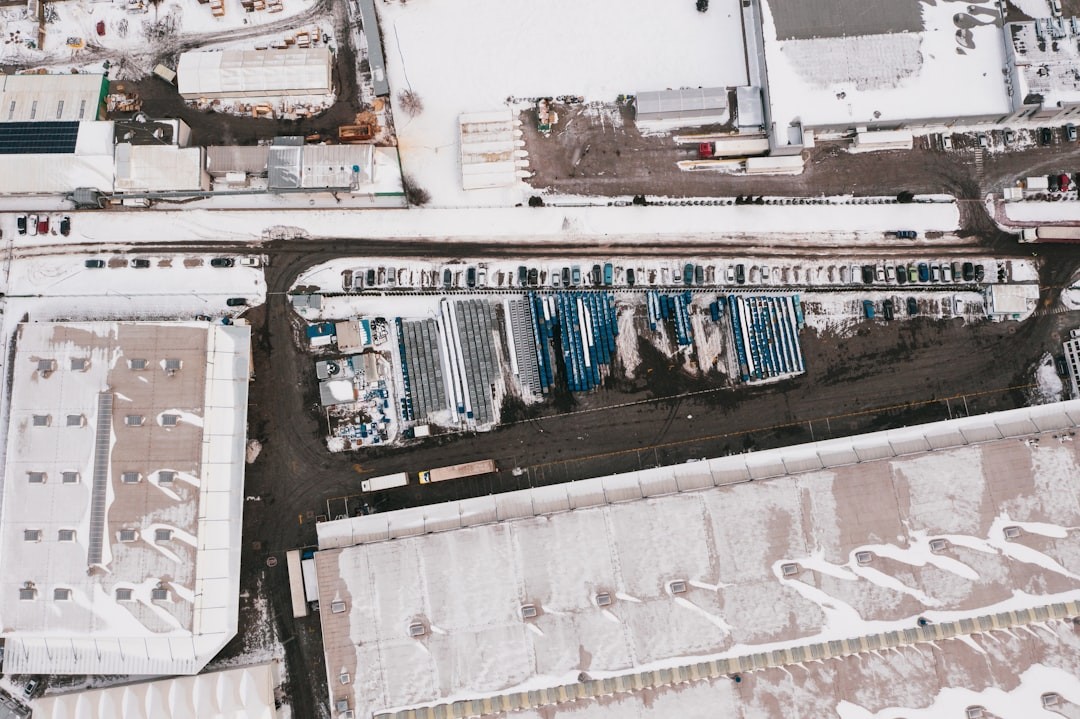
418,459,497,484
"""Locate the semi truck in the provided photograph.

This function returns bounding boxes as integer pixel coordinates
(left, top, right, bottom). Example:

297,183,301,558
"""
419,459,497,484
1019,226,1080,243
361,472,409,492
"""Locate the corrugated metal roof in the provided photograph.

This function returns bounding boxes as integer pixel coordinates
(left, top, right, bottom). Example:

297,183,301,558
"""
268,145,302,189
205,145,269,176
177,49,332,99
636,87,728,121
0,74,105,123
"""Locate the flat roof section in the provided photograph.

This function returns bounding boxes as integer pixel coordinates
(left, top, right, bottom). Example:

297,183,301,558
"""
316,400,1080,718
760,0,1012,128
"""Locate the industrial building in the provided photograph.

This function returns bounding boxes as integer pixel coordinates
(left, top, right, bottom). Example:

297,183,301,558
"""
634,87,729,126
0,321,252,676
30,662,278,718
0,73,108,123
177,48,333,100
313,399,1080,718
0,121,115,195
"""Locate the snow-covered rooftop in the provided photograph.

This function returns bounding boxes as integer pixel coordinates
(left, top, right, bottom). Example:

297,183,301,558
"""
176,49,332,100
32,661,277,719
0,73,107,123
315,399,1080,717
0,322,251,676
760,0,1012,130
1006,18,1080,113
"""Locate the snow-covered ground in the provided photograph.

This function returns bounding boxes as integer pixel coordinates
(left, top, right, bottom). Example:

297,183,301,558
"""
759,0,1011,131
0,0,323,73
377,0,749,206
1031,353,1065,405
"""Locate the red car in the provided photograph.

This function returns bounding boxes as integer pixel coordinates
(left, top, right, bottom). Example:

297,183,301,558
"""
96,20,106,36
37,216,49,234
1060,174,1071,192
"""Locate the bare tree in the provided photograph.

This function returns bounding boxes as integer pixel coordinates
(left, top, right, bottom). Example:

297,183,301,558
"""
397,89,424,118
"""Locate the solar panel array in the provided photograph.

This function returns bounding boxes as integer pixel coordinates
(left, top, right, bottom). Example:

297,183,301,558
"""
0,121,80,155
87,392,113,565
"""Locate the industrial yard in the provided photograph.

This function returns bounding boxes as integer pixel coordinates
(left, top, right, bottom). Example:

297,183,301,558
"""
4,0,1080,716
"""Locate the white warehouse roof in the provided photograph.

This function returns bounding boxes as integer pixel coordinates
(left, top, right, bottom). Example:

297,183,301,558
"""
0,322,252,676
0,73,107,122
177,49,333,99
32,661,277,719
0,121,114,195
315,399,1080,718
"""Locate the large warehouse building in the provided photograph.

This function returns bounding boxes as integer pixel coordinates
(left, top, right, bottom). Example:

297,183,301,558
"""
177,48,333,100
0,73,108,123
314,399,1080,718
0,321,252,676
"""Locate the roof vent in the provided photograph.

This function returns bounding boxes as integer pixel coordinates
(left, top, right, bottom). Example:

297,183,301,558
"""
669,580,688,594
19,585,37,601
37,358,56,375
595,592,613,607
341,711,355,719
70,358,88,371
331,600,347,614
408,622,426,637
335,699,350,713
164,358,182,375
119,529,137,542
1003,526,1022,540
929,538,948,552
116,588,134,601
521,604,538,619
339,673,351,685
151,587,169,601
54,588,72,601
1041,693,1060,707
780,562,800,577
129,358,148,370
855,551,874,565
965,707,985,719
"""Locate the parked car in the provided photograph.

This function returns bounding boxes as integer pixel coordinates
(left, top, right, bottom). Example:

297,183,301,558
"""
37,216,48,234
1060,174,1071,192
862,265,874,284
1068,123,1078,142
551,270,561,288
561,267,570,287
875,266,886,283
962,261,975,282
683,263,695,285
571,266,581,285
895,230,917,239
695,264,704,285
1049,173,1061,192
24,679,38,698
736,264,746,285
466,266,477,288
528,268,539,286
863,300,875,319
238,256,261,267
1040,127,1053,145
882,299,895,321
726,265,736,283
918,263,929,282
84,259,105,268
195,314,212,322
59,215,71,236
16,215,27,235
210,257,235,268
942,264,953,282
761,265,770,282
952,261,963,281
1003,128,1015,145
974,264,985,282
907,297,918,316
27,214,38,236
626,268,636,286
908,266,919,283
896,265,907,285
130,258,150,268
366,268,376,287
931,264,941,282
225,297,247,307
442,268,452,289
603,263,613,286
520,266,529,286
977,133,988,148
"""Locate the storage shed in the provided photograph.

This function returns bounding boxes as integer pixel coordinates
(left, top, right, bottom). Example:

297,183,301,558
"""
177,49,333,99
635,87,728,125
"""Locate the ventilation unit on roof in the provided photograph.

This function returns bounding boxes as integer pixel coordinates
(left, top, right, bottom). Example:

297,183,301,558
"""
521,604,538,619
37,358,56,375
1041,693,1060,708
1003,526,1022,540
669,581,688,594
164,358,182,376
339,673,351,685
855,551,874,565
19,586,37,601
781,562,800,577
151,587,169,601
70,358,88,371
119,529,137,542
331,600,347,614
116,588,134,601
129,358,148,370
965,707,985,719
341,711,355,719
929,538,948,552
595,592,613,607
408,622,426,637
335,699,350,713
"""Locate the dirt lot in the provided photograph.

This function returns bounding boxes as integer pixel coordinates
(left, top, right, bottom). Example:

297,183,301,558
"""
520,102,1080,202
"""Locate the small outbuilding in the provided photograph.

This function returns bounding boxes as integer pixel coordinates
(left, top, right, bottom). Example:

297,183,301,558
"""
635,87,728,126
